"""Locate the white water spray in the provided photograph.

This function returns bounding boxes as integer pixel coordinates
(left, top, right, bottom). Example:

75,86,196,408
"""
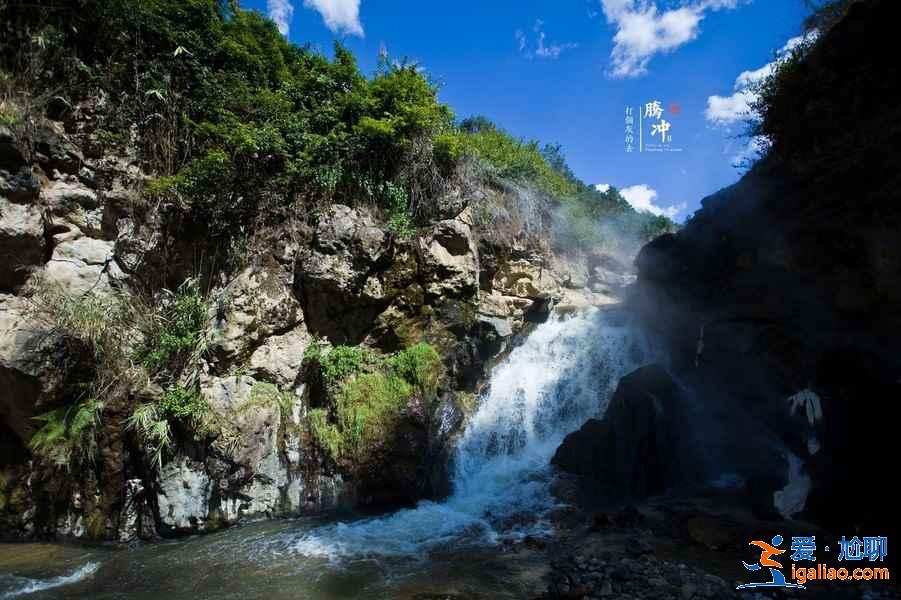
284,308,644,560
0,562,99,598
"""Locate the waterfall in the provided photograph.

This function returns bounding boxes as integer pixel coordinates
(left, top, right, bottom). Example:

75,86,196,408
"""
284,307,644,560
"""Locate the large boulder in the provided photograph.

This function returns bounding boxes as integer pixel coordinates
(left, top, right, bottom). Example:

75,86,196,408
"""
247,324,311,390
295,204,391,343
552,365,699,502
492,257,559,301
42,178,104,238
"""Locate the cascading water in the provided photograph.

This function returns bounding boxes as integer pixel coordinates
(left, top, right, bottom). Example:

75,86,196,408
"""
0,307,648,600
283,307,646,560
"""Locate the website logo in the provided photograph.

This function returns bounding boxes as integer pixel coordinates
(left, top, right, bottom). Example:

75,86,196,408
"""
623,100,684,154
737,534,890,590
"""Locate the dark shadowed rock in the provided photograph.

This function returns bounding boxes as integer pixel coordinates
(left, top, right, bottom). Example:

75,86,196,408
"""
552,365,700,501
628,0,901,539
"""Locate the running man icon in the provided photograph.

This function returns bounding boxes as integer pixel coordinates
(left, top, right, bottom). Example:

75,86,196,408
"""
736,535,806,590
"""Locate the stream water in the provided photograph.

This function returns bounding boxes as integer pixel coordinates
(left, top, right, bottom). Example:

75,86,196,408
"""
0,307,646,599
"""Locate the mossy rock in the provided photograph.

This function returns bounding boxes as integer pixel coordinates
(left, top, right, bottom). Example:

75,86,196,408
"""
84,509,107,540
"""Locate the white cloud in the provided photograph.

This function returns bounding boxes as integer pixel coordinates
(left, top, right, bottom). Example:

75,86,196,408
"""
303,0,364,37
517,20,578,60
705,89,755,125
594,183,611,193
600,0,744,78
619,184,685,218
705,34,813,125
268,0,295,36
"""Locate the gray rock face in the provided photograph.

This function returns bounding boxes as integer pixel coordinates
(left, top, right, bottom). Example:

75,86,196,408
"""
417,210,479,299
113,213,166,277
41,236,119,295
209,261,303,367
157,456,212,534
247,325,311,390
0,197,45,291
295,204,391,343
149,374,347,535
203,375,282,476
0,169,40,204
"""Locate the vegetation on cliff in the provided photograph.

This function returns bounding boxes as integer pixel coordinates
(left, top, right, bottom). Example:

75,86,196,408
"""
305,341,442,469
1,0,672,252
1,0,677,536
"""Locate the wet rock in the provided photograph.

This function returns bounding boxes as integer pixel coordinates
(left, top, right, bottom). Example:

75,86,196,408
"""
552,365,701,501
156,456,212,534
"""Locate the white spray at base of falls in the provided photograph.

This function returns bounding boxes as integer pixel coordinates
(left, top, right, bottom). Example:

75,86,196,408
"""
284,308,645,560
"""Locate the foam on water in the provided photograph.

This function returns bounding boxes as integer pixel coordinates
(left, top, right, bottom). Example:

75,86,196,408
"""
0,562,99,598
285,307,644,560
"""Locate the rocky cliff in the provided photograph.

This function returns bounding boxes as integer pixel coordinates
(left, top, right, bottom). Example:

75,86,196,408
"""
554,0,900,541
0,103,635,541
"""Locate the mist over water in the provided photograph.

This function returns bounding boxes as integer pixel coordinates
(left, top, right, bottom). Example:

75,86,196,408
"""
280,307,646,561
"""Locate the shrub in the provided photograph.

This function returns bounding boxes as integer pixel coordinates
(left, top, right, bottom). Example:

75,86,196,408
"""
159,386,206,421
28,276,211,471
125,403,172,471
136,277,209,376
307,342,443,467
304,341,369,385
389,342,441,398
29,398,105,469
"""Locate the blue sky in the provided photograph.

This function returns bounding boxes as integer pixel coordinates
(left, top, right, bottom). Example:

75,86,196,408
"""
244,0,809,221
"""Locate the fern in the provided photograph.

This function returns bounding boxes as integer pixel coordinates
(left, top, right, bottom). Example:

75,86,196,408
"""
29,398,104,469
